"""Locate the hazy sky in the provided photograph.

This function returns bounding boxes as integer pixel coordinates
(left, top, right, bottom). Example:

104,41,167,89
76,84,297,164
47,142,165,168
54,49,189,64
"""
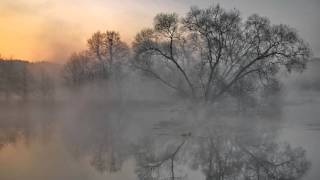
0,0,319,62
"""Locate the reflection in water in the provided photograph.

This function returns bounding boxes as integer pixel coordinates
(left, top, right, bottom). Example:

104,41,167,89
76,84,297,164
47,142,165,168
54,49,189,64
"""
0,99,311,180
134,119,309,180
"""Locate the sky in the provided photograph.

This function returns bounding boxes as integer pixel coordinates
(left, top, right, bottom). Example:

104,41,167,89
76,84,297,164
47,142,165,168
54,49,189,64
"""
0,0,319,62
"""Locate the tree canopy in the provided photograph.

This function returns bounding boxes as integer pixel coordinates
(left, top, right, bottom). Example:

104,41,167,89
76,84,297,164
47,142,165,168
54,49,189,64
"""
133,4,311,102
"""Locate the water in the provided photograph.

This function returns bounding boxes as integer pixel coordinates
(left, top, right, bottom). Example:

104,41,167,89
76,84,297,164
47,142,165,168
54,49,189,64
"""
0,77,319,180
280,90,320,180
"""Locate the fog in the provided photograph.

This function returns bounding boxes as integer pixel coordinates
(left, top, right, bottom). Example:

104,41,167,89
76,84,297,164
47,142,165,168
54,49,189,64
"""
0,4,319,180
0,64,318,179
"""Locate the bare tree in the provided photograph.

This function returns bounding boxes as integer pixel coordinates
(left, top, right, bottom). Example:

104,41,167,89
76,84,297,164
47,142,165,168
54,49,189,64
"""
133,13,195,97
0,60,34,101
133,4,311,102
37,69,55,99
63,52,93,86
87,30,130,78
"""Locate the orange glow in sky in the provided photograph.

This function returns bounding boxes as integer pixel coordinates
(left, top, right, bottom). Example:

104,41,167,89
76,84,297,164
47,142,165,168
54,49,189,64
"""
0,0,158,62
0,0,319,62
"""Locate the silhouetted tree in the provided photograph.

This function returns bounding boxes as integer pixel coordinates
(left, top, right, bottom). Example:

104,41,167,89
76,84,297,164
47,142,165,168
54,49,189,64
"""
36,68,55,99
133,4,311,102
87,30,130,78
64,31,130,86
63,52,93,86
0,60,34,101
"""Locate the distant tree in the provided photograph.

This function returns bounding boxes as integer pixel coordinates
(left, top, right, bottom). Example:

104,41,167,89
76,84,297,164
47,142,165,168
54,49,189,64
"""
87,31,105,62
37,69,55,99
63,30,130,87
133,4,311,102
0,60,34,101
63,52,93,86
87,30,130,78
21,64,32,100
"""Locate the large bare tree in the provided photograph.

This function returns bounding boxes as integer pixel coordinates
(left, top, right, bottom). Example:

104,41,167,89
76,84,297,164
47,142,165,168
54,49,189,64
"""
133,4,311,102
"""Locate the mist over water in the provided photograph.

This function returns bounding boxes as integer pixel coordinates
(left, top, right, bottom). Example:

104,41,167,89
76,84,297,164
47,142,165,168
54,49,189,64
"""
0,62,319,180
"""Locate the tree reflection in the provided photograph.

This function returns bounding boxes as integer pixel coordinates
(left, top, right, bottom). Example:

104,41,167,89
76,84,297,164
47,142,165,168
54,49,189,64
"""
90,126,127,173
133,119,310,180
134,136,188,180
0,103,311,180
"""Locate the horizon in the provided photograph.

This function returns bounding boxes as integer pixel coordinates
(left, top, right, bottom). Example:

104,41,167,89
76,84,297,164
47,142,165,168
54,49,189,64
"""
0,0,319,62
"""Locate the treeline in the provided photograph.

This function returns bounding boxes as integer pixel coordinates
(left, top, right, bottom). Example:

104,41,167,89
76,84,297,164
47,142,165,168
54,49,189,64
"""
61,4,311,109
62,31,130,87
0,59,57,101
0,4,312,106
